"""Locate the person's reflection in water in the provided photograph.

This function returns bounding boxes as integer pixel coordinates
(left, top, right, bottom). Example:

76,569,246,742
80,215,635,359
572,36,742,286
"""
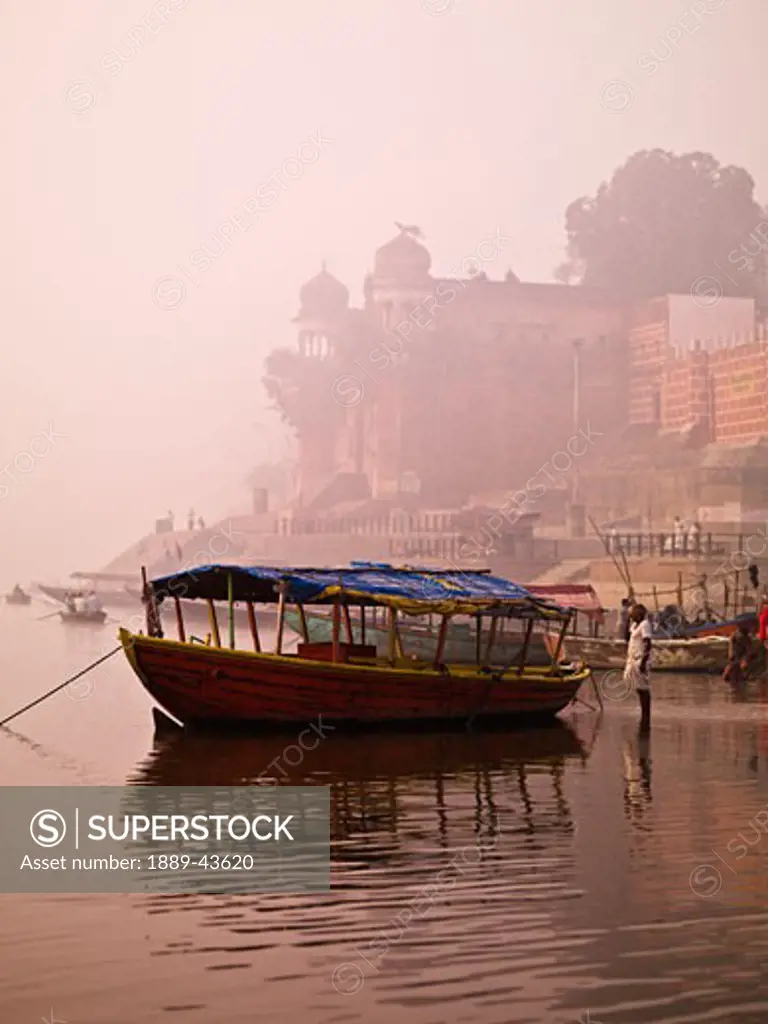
622,726,652,821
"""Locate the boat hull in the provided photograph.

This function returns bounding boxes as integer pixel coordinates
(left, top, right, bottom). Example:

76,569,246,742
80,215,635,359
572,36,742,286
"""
681,613,757,638
60,610,108,625
5,593,31,605
120,629,590,728
548,633,730,672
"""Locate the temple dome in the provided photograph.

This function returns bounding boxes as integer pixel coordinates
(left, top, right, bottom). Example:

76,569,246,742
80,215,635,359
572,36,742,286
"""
299,265,349,315
374,227,431,282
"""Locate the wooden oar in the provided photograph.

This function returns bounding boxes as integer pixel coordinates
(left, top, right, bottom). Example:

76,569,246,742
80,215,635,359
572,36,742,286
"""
35,609,62,621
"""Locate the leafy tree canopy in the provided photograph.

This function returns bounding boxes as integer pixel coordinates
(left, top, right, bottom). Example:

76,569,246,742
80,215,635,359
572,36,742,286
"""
556,149,768,300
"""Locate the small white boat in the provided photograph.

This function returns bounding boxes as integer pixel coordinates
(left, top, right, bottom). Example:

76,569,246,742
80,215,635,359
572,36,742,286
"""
59,609,108,626
546,632,730,672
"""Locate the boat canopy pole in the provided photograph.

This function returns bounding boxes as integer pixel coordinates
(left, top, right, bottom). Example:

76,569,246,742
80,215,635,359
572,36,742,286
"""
141,567,162,639
360,605,366,644
483,615,499,667
388,607,398,665
246,600,261,652
332,599,341,662
342,604,354,644
297,602,310,642
434,614,450,667
173,596,185,643
550,613,571,665
275,581,287,655
206,599,221,647
475,615,482,664
517,618,535,675
227,573,235,649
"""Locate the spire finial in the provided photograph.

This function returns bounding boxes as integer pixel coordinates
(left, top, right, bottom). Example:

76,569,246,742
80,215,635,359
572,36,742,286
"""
394,222,424,239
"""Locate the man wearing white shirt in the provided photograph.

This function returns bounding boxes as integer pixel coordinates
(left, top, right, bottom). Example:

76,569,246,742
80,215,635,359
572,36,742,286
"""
623,603,653,731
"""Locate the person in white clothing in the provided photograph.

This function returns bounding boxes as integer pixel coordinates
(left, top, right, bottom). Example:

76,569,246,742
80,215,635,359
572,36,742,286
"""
673,515,685,554
623,603,653,730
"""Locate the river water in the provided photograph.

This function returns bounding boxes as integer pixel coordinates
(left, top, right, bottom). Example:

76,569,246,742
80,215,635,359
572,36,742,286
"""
2,601,768,1023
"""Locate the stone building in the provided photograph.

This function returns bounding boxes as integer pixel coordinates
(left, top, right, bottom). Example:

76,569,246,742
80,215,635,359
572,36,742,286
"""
269,226,627,516
266,228,767,530
581,294,768,525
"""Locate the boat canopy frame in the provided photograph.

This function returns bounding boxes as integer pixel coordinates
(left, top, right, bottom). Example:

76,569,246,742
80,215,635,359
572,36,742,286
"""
147,563,573,621
141,562,576,673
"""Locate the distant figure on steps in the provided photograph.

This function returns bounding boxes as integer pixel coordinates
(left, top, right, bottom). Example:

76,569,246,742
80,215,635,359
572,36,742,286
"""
197,515,205,530
673,516,685,554
188,508,195,531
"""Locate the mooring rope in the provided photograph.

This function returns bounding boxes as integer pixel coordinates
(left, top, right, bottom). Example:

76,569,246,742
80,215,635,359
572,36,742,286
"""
0,645,122,729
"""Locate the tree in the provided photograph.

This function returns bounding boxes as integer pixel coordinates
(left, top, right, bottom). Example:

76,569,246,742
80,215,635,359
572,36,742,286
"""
263,347,343,433
557,149,768,300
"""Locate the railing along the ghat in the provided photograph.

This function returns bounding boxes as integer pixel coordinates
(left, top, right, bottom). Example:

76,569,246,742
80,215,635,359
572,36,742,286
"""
605,532,752,559
279,512,462,536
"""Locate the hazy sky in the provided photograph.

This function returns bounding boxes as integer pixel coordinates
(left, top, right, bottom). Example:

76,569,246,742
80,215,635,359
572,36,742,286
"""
1,0,766,583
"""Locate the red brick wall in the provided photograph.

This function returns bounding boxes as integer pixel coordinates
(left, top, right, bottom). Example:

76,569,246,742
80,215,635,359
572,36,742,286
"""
662,350,709,432
710,343,768,443
653,340,768,443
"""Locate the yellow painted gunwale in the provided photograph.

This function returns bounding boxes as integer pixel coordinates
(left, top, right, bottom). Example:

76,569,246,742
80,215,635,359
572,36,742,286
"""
118,628,590,686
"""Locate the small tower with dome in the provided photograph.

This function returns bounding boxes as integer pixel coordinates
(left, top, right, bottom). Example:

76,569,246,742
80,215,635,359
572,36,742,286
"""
294,263,349,359
369,224,433,331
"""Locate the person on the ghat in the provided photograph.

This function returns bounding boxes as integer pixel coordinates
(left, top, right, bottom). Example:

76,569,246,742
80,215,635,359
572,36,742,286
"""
758,596,768,672
624,603,653,730
723,623,752,684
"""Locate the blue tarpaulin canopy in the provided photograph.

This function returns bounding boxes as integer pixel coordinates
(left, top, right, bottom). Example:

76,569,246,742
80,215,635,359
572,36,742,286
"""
149,563,571,619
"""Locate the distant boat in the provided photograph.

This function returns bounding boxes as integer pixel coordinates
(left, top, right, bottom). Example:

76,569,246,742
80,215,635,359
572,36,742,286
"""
679,612,757,638
59,608,108,626
37,573,137,609
284,607,554,665
5,587,31,606
546,632,730,672
283,582,605,667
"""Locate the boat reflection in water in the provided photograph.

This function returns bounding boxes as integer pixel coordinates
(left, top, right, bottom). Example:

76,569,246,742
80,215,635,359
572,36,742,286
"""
129,719,589,852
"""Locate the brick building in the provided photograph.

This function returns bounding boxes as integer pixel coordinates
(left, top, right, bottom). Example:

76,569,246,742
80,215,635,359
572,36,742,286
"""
583,294,768,524
276,227,626,514
267,228,766,528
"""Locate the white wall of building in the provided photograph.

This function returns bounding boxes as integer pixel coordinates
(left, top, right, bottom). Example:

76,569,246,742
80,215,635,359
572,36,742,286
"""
668,294,756,355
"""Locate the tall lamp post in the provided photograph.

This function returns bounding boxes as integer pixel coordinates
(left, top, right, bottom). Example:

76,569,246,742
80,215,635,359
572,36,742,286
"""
571,338,583,507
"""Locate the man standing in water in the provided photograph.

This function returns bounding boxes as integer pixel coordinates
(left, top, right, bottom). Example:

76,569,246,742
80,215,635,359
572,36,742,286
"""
624,603,653,731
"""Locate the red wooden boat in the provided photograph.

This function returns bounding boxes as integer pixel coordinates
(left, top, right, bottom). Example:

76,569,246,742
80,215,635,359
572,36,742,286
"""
120,563,591,729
